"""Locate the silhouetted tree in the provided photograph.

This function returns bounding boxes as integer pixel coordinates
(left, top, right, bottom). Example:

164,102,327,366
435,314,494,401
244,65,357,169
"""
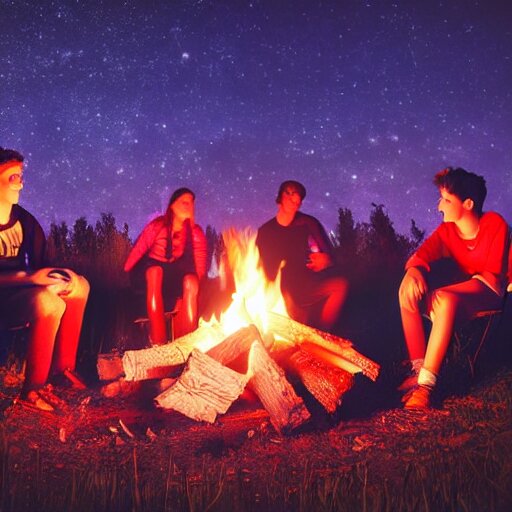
334,207,358,266
47,221,70,263
71,216,96,259
95,213,118,252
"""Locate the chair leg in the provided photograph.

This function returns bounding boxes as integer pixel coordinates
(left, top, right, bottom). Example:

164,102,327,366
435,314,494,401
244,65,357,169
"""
468,313,498,378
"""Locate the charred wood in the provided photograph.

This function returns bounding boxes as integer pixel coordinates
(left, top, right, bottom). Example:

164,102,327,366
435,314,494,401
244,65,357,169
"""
248,340,310,435
288,349,354,413
266,311,380,381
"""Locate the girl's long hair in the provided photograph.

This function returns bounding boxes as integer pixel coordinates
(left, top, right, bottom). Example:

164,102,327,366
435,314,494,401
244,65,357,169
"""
163,188,196,260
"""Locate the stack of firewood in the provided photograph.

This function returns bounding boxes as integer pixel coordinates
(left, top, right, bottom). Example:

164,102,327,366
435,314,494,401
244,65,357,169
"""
98,312,379,435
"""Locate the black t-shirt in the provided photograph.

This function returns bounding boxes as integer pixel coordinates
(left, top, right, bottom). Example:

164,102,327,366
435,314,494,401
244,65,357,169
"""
0,204,46,273
256,212,334,298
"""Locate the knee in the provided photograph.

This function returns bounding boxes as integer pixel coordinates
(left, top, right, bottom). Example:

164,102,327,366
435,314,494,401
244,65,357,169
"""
336,276,349,294
73,275,90,301
183,274,199,297
398,284,419,311
31,288,66,319
431,289,459,313
327,276,348,300
145,265,163,282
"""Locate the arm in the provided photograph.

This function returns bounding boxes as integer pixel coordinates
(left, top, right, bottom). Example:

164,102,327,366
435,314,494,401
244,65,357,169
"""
0,268,74,295
306,216,334,272
399,227,445,312
0,271,32,287
26,217,47,270
192,225,207,280
255,225,280,281
124,220,160,272
398,266,428,312
405,226,447,272
474,219,509,294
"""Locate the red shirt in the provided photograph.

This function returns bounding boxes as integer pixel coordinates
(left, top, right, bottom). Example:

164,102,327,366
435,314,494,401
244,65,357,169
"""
405,211,510,296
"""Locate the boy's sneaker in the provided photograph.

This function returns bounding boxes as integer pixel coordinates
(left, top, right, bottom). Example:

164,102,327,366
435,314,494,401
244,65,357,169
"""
398,372,418,392
404,385,431,409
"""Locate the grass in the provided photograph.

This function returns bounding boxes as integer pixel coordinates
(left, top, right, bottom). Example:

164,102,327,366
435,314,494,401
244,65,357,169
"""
1,367,511,512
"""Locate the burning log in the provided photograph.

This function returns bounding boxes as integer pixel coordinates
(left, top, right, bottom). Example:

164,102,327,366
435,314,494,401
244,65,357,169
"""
288,349,354,413
247,340,311,434
206,324,269,366
122,323,225,381
266,311,380,381
154,349,248,423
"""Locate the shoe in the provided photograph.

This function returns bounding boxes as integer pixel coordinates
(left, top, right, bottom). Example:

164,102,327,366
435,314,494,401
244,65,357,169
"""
18,390,54,412
404,385,431,409
398,372,418,392
52,368,87,390
37,385,68,411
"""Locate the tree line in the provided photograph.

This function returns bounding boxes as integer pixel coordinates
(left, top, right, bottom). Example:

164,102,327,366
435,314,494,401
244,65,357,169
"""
46,204,425,291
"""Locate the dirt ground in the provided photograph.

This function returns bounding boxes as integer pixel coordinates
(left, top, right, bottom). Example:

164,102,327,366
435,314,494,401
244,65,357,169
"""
1,361,511,512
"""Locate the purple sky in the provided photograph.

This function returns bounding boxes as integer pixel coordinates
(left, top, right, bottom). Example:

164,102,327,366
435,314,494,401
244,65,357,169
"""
2,0,511,240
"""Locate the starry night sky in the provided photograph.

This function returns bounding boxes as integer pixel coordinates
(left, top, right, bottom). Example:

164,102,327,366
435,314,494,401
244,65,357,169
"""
2,0,511,241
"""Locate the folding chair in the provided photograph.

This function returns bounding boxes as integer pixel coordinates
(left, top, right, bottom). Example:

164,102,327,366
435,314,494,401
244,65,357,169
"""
456,305,505,378
0,321,30,374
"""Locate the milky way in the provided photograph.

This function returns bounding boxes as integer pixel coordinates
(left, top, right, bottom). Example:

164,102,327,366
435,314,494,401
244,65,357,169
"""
2,0,511,240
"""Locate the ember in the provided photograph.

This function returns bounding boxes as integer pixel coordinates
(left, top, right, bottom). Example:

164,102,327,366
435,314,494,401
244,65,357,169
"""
98,229,380,434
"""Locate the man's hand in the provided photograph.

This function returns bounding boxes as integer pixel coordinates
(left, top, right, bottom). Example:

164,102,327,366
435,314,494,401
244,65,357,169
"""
399,267,428,312
29,268,77,296
29,268,65,287
306,252,332,272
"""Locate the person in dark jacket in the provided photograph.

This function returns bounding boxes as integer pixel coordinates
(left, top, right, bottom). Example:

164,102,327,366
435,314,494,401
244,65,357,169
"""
256,180,347,332
0,147,89,411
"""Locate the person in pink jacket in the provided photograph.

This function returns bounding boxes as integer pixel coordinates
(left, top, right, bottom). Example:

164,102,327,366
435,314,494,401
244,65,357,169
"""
398,167,510,408
124,188,207,344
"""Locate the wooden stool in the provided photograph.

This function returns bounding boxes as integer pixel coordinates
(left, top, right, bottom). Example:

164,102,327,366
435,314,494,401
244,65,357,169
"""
133,309,180,343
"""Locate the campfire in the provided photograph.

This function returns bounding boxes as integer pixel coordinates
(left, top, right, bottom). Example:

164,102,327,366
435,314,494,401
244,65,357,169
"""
98,229,379,434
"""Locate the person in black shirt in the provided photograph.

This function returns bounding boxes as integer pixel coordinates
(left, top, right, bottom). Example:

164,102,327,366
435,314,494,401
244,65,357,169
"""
0,147,89,411
256,180,347,331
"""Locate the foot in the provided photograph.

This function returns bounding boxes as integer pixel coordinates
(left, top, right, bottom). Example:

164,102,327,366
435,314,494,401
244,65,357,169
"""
18,390,54,412
404,385,432,409
37,385,68,411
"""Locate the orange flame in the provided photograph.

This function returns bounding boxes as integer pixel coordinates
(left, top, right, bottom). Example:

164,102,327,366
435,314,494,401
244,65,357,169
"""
201,228,288,337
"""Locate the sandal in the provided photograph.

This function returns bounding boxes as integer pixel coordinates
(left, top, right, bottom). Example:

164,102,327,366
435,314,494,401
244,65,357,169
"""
37,385,68,411
17,390,54,412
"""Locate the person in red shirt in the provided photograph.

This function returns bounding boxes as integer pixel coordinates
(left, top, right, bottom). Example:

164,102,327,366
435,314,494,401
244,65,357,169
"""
0,147,89,411
124,188,207,344
398,167,510,408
